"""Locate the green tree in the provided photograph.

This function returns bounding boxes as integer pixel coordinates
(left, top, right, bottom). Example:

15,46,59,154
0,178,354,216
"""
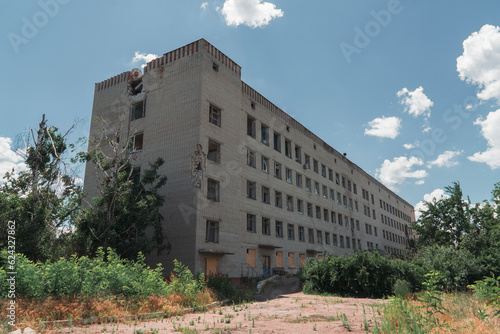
0,115,82,261
412,182,473,249
75,118,168,260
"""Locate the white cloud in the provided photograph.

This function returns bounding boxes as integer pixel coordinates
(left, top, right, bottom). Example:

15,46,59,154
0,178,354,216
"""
403,143,416,149
468,109,500,169
415,180,425,185
428,150,463,168
457,24,500,103
131,51,159,69
376,156,428,191
221,0,284,28
414,188,449,220
201,2,208,9
0,137,25,180
364,116,401,139
397,86,434,119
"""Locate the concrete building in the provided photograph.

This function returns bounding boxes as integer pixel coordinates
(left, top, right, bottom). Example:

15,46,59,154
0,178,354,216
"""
84,39,415,279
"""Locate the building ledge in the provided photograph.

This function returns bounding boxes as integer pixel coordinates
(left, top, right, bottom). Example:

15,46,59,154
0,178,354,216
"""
198,249,234,255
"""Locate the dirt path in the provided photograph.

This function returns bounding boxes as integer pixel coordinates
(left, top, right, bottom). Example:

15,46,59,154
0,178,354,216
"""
24,277,387,333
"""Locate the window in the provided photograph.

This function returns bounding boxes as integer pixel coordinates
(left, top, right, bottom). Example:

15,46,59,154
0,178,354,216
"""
344,216,349,228
296,173,303,188
315,205,321,219
356,220,360,231
209,104,221,127
317,231,323,244
336,173,340,185
321,164,326,177
275,221,283,237
276,251,283,267
286,168,293,183
261,124,269,144
273,132,281,151
322,185,327,198
325,232,330,245
343,195,347,207
314,182,320,195
287,224,295,240
349,198,353,210
274,162,281,179
286,195,294,211
275,191,282,208
295,145,302,163
338,213,342,225
262,217,270,235
247,249,256,267
285,139,292,158
341,176,346,188
307,203,313,217
331,211,336,224
207,179,220,202
297,199,304,214
374,227,378,237
346,237,351,249
330,189,334,201
131,133,144,151
340,235,345,248
131,101,145,121
247,116,256,138
373,209,376,219
308,229,314,243
355,201,359,212
371,194,375,204
262,186,270,204
313,159,319,173
261,156,269,173
246,149,256,167
207,140,220,163
337,192,342,204
247,181,256,199
305,178,311,192
332,234,338,247
247,213,256,232
347,181,351,191
304,154,310,168
288,252,295,268
206,220,219,242
299,254,306,268
353,183,357,194
298,226,305,241
328,168,333,181
323,209,329,222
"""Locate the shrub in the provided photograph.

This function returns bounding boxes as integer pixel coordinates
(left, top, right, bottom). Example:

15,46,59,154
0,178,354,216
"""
207,274,237,300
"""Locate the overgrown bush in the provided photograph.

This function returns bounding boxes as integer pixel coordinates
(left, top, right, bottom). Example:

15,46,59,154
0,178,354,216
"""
207,274,237,300
301,251,424,298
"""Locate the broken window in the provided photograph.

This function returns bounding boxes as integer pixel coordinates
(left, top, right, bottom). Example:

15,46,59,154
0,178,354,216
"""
207,140,220,163
273,132,281,152
207,179,220,202
261,124,269,145
285,139,292,158
275,221,283,238
287,224,295,240
262,217,270,235
209,104,221,127
131,133,144,151
131,101,145,121
128,72,143,96
247,116,256,138
247,214,256,232
206,220,219,243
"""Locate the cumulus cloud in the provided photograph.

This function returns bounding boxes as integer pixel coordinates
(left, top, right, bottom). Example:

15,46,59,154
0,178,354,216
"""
403,143,416,149
376,156,428,191
397,86,434,119
428,150,463,168
414,188,449,220
364,116,401,139
221,0,284,28
0,137,25,180
201,2,208,9
457,24,500,103
468,109,500,169
132,51,159,69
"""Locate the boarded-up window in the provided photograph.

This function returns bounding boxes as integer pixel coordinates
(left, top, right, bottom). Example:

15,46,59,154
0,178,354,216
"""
246,249,256,267
205,257,217,277
299,254,305,268
276,251,283,267
288,252,295,268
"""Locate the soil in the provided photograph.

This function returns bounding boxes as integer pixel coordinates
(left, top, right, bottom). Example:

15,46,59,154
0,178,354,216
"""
17,277,387,333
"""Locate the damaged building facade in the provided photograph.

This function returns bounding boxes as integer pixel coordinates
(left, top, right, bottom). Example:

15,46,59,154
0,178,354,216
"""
84,39,415,280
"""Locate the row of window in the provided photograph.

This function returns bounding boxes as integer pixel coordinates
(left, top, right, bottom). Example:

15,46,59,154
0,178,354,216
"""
246,249,305,269
381,214,411,234
380,199,412,223
383,230,407,245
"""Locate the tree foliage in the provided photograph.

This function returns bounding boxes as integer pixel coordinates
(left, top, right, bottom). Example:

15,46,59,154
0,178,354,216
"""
75,118,168,260
0,115,82,261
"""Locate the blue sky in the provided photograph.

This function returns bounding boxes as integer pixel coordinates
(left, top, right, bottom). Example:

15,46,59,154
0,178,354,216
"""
1,0,499,212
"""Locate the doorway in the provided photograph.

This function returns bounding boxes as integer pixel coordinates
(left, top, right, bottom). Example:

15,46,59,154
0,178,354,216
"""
262,256,270,276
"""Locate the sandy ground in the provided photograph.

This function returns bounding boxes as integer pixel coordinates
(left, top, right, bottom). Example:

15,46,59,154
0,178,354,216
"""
16,277,388,333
